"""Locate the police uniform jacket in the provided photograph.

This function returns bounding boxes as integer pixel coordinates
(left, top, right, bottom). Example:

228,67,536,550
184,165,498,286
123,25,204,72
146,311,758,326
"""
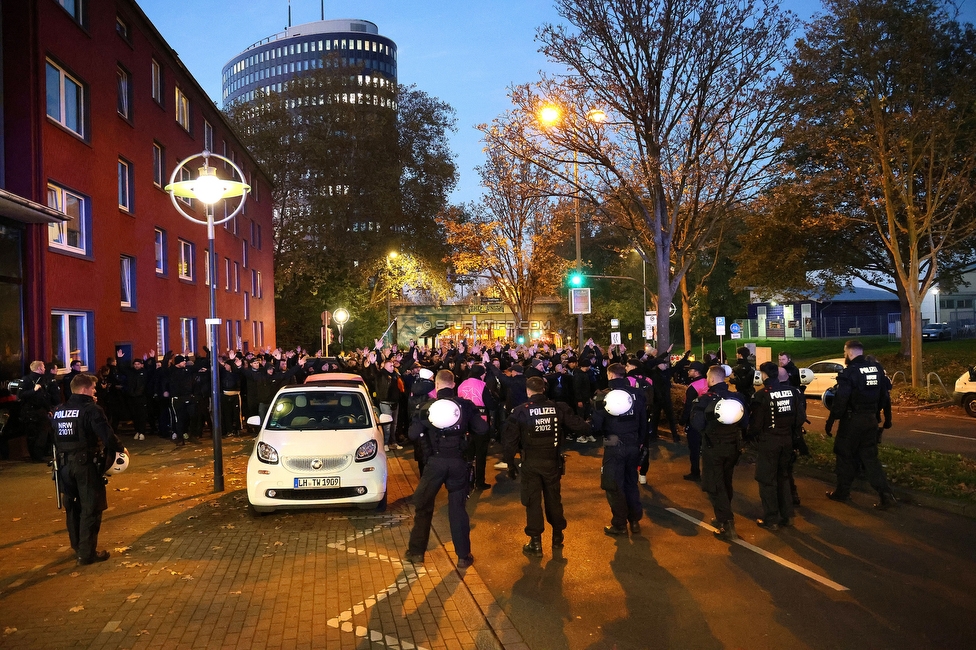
18,372,53,412
52,393,123,455
749,377,804,439
829,355,890,425
408,388,488,460
502,394,587,464
696,383,749,446
591,378,648,447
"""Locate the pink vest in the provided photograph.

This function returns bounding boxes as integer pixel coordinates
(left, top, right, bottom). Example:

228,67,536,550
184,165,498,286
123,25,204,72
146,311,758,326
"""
457,377,488,421
691,377,708,396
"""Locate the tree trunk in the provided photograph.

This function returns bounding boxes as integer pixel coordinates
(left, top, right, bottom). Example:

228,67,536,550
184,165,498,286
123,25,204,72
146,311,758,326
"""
655,253,673,352
898,291,912,357
680,275,692,352
908,301,923,389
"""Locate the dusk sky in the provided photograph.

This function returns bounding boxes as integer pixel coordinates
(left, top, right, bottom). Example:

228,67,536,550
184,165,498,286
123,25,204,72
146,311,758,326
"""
137,0,975,206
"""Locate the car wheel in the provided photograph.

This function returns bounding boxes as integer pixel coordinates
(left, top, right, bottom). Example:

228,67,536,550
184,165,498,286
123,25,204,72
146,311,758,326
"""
964,394,976,418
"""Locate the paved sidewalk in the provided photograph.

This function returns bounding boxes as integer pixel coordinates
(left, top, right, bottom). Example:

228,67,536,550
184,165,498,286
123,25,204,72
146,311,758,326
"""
0,436,526,649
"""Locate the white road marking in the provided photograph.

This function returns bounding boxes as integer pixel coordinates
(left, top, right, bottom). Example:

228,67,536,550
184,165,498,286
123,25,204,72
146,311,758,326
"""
326,564,429,649
666,507,850,592
910,429,976,442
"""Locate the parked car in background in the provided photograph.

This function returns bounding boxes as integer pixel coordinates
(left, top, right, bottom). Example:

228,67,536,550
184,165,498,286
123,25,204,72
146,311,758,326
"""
953,367,976,417
802,358,848,398
922,323,953,341
246,374,391,514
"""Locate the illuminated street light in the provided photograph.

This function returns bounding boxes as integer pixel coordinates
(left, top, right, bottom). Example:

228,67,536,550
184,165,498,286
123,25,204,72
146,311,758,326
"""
334,308,349,353
165,150,249,494
539,104,561,126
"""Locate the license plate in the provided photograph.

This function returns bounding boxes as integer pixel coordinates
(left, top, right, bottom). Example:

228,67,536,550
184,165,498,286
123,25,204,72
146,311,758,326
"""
294,476,340,488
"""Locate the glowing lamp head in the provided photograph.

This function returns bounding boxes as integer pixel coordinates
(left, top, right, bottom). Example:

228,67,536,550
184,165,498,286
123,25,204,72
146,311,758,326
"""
586,108,608,124
539,105,561,126
334,308,349,325
192,166,226,205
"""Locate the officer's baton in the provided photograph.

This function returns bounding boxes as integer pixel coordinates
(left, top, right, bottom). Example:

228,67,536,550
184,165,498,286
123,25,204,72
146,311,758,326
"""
50,444,62,510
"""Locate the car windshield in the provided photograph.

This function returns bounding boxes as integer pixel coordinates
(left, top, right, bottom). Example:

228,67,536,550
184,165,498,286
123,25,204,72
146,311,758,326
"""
923,325,943,331
267,390,371,430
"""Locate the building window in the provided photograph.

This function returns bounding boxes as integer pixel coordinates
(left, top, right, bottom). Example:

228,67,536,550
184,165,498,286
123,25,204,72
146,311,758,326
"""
116,14,129,40
154,228,166,274
178,239,194,281
180,317,197,354
225,320,233,351
120,255,135,308
204,120,214,152
175,86,190,131
117,66,131,119
118,158,134,212
242,239,248,268
46,183,88,255
151,59,163,104
177,167,192,206
233,261,240,292
235,321,242,351
56,0,84,25
224,257,230,290
256,270,263,299
243,292,250,321
45,60,85,138
204,253,210,287
256,224,262,250
51,310,90,369
156,316,168,355
152,142,164,187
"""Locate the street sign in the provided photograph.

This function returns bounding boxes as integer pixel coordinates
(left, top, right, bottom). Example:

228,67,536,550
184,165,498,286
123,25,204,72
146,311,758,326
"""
610,332,622,345
716,316,726,336
669,303,677,317
731,332,741,340
569,288,591,314
321,310,331,327
730,322,741,334
610,318,620,329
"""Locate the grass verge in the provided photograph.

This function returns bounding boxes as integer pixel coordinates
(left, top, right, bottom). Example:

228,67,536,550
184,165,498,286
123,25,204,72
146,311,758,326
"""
800,431,976,503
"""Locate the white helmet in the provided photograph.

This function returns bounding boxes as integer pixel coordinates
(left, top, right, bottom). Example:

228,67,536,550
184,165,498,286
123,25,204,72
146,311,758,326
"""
720,364,732,378
799,368,814,385
104,448,130,476
427,399,461,429
714,399,745,425
753,370,763,386
604,389,634,416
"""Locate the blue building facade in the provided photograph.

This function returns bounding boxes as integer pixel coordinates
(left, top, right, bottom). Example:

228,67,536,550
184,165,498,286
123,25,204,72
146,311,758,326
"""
221,19,397,106
746,287,901,339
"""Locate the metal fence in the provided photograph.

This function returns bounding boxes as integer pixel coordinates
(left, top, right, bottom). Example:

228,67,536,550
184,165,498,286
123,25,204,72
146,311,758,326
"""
736,316,891,340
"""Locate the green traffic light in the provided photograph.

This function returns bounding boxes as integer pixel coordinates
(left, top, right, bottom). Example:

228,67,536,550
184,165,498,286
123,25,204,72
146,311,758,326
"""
517,336,525,344
570,273,584,287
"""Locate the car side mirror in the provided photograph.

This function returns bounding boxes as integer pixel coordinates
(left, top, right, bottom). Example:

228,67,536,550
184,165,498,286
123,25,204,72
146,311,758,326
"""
378,414,393,424
247,415,262,426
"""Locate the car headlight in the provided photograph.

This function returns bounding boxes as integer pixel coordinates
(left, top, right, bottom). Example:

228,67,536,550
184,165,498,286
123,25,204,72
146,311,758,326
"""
355,439,377,462
257,441,279,464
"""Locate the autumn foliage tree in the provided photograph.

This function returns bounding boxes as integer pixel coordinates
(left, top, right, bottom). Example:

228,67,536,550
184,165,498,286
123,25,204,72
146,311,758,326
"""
440,140,569,337
485,0,796,350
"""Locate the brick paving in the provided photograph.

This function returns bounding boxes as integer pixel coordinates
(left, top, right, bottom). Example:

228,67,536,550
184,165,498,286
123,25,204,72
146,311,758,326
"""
0,436,523,649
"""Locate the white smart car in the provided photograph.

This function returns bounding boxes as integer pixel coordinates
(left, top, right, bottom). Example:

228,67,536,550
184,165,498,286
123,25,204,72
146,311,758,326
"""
246,373,391,513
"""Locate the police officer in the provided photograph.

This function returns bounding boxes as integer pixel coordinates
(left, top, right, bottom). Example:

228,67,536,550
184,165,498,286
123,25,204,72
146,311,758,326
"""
18,360,55,462
692,366,749,540
592,363,647,536
825,340,897,509
52,373,123,565
404,370,488,569
502,376,589,556
750,362,805,530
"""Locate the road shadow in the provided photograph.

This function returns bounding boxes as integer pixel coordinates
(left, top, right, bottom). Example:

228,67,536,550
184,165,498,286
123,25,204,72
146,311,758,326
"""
508,553,572,650
358,567,462,649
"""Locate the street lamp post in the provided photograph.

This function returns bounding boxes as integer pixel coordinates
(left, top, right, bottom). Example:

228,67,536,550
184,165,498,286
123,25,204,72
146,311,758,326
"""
333,308,349,353
386,252,398,345
539,105,606,348
165,151,250,493
933,287,940,324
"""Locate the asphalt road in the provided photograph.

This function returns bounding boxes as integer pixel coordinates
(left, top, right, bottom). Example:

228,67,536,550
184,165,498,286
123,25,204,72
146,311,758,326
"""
804,400,976,458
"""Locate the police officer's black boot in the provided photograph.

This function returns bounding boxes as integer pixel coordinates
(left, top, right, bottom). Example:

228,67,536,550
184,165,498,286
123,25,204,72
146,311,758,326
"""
522,536,543,557
552,530,564,548
874,491,898,511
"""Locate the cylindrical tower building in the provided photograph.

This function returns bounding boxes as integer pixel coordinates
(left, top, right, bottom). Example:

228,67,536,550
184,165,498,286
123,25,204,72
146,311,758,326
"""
221,19,397,106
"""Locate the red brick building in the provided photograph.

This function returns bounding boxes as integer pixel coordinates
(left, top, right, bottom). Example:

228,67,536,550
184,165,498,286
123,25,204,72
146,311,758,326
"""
0,0,275,380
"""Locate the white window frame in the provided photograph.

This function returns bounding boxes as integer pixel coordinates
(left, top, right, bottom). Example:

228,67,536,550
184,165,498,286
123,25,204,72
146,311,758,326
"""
46,183,88,255
51,310,90,370
46,60,85,137
151,59,163,104
233,261,240,293
118,158,133,212
156,316,168,356
179,317,197,354
120,255,135,308
204,120,214,152
152,142,164,187
178,239,194,281
224,257,230,290
154,228,166,274
116,65,131,118
175,86,190,131
243,291,250,321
